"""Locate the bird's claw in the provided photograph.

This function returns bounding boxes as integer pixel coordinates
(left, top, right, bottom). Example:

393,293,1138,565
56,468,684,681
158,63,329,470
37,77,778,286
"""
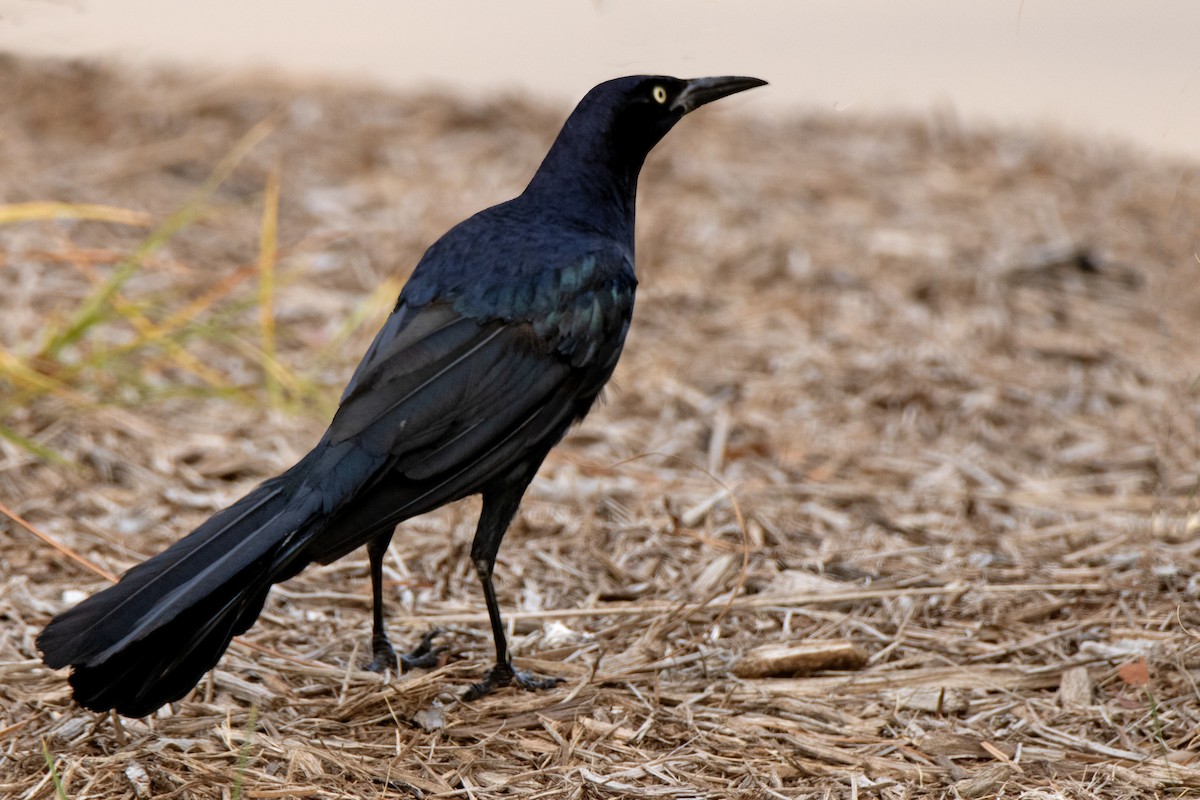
366,641,398,673
462,662,562,701
400,629,446,671
366,629,445,673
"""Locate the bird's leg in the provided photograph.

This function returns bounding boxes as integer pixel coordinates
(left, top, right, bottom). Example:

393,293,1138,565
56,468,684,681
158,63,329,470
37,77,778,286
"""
365,533,443,673
463,487,562,701
365,534,399,672
462,558,561,700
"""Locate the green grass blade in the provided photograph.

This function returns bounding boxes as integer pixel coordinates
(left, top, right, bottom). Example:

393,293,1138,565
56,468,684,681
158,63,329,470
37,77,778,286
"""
0,423,69,465
41,738,69,800
231,704,258,800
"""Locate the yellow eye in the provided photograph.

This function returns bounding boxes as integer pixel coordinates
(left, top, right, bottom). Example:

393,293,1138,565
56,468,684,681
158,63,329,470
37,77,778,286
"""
652,86,668,104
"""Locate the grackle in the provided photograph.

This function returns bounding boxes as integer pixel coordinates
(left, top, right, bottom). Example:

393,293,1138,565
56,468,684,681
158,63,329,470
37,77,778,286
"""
38,74,766,716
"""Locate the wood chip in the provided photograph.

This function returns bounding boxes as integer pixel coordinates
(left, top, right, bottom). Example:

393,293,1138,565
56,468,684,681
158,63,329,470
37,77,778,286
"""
733,639,868,678
954,764,1019,798
885,685,970,715
1058,665,1093,708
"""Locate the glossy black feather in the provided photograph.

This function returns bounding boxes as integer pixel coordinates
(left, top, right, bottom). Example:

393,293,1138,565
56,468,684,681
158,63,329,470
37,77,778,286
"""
37,74,764,715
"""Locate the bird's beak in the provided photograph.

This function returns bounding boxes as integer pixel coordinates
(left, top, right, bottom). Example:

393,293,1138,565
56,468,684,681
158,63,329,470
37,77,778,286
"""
672,76,768,114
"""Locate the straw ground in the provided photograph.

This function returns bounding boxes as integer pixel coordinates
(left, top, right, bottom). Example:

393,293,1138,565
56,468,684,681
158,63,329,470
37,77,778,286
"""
2,57,1199,798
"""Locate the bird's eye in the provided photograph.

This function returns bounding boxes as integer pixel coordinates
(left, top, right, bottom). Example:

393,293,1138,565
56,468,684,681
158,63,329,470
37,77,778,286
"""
651,86,668,104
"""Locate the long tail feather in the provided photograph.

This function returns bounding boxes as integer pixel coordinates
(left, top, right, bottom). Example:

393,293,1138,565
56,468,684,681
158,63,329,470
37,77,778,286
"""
38,459,328,717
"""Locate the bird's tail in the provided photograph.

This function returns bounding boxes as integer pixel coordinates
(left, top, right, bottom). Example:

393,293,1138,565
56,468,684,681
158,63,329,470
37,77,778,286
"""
38,456,330,717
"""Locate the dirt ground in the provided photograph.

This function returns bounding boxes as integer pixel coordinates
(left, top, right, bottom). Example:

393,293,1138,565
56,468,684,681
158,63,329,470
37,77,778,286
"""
2,56,1199,799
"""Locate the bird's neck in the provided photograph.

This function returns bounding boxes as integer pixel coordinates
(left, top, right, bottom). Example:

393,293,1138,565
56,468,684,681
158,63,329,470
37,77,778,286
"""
521,123,643,247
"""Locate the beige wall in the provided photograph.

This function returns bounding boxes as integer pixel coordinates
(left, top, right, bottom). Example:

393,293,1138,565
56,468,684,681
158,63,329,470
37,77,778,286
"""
1,0,1198,159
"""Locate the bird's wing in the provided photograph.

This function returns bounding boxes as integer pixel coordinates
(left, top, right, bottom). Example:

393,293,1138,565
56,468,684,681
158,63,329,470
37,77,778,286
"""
329,300,571,471
296,293,627,565
325,289,626,483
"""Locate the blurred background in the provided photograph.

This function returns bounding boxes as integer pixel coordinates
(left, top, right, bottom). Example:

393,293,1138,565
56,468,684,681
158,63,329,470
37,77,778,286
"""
1,0,1199,160
5,4,1200,797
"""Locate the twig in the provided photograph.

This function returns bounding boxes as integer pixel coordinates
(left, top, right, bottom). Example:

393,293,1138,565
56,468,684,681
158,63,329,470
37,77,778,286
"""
0,500,118,582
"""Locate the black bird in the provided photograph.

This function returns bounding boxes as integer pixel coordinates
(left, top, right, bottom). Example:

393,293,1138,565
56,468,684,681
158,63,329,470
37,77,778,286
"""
38,74,766,717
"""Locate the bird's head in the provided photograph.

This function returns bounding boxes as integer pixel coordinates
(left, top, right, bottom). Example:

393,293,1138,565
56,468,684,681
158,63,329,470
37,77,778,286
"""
524,74,765,233
575,74,768,166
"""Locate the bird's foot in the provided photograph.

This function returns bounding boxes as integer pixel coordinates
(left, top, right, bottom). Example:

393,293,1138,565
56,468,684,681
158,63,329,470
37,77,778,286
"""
462,661,562,701
366,629,444,673
366,638,398,673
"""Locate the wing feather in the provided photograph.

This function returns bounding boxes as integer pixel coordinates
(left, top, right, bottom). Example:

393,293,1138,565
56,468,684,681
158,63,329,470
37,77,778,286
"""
301,257,634,561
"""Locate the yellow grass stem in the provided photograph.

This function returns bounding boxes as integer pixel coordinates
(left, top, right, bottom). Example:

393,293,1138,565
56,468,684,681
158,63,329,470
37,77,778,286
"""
257,165,283,407
0,201,151,227
225,336,312,403
39,113,281,361
0,349,75,397
310,273,407,370
104,293,239,389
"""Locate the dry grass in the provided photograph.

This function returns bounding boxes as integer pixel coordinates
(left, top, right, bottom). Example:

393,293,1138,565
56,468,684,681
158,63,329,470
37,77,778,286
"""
2,56,1200,798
